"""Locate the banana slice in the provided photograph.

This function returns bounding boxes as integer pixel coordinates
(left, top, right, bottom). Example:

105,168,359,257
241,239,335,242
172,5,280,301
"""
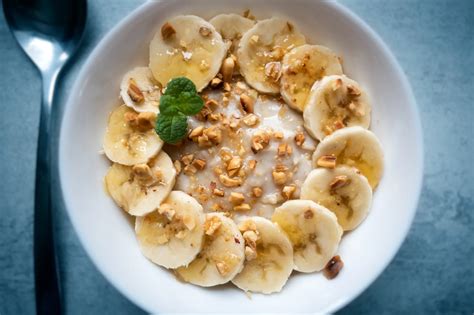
209,13,255,56
149,15,228,91
103,105,163,165
120,67,161,113
280,45,343,112
272,200,342,273
104,151,176,216
176,213,245,287
312,126,384,189
231,217,293,294
303,75,371,140
300,166,372,231
238,18,306,94
135,191,205,269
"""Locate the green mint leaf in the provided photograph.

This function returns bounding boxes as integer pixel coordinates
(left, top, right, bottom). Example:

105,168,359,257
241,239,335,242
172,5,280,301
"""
159,95,180,115
174,92,204,115
164,77,197,96
155,113,188,144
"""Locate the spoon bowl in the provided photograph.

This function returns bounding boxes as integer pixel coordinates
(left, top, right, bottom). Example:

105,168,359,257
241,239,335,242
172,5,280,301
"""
3,0,87,313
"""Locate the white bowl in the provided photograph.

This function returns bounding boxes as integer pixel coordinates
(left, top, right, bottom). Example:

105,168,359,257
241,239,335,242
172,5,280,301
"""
59,0,423,313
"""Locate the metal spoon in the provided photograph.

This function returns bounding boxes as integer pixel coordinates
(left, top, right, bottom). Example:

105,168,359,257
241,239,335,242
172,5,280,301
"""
3,0,87,313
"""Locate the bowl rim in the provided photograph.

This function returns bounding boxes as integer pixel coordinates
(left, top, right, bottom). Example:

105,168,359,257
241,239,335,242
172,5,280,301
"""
58,1,423,312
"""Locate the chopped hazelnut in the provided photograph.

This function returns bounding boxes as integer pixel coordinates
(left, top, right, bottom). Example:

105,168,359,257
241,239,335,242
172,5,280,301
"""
213,188,225,197
183,164,197,175
316,155,337,168
132,164,153,180
273,131,284,140
264,62,282,82
219,174,242,187
192,159,206,170
227,157,242,172
210,77,222,88
252,186,263,198
329,175,350,191
182,214,196,231
223,82,231,92
158,203,175,221
175,230,187,239
233,203,251,211
229,192,245,205
244,246,257,261
277,143,289,156
216,261,230,276
205,99,219,107
281,185,296,200
323,255,344,279
250,35,259,44
127,80,144,103
239,220,257,232
240,94,254,113
272,171,287,185
251,130,270,153
161,22,176,40
294,132,305,146
242,113,259,127
173,160,182,174
221,57,235,82
181,154,194,165
248,160,257,170
204,216,222,235
188,126,204,139
219,149,233,162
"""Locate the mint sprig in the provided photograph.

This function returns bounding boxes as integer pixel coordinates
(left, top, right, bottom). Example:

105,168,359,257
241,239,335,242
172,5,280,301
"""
155,77,204,144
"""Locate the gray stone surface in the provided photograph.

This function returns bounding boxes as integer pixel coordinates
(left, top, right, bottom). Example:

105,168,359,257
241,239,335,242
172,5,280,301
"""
0,0,472,314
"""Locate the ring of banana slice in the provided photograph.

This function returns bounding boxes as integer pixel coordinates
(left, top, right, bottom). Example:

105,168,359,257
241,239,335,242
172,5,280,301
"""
102,11,384,294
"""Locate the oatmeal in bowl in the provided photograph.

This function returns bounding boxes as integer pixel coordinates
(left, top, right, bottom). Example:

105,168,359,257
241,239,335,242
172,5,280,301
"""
102,11,384,294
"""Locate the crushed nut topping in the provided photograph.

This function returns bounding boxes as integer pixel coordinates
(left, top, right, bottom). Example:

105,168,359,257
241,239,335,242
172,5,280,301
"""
329,175,350,191
264,62,282,82
219,174,242,187
181,154,194,165
212,188,225,197
210,77,222,88
323,255,344,279
183,164,197,175
229,192,245,205
161,22,176,40
250,34,259,44
182,214,196,231
189,126,204,139
251,130,270,153
277,143,292,156
281,185,296,200
240,94,254,113
273,131,284,140
244,246,257,261
215,261,230,276
127,80,144,103
239,220,257,233
272,170,287,185
158,203,176,221
252,186,263,198
192,159,206,170
242,113,260,127
221,57,235,82
233,203,251,211
204,216,222,236
316,155,337,168
248,160,257,170
294,131,305,146
173,160,182,174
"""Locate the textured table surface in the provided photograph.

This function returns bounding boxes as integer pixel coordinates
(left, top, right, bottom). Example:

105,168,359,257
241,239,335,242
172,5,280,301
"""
0,0,473,314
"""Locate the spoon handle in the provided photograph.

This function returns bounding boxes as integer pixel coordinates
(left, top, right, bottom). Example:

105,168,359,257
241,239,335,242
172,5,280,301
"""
34,70,61,315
